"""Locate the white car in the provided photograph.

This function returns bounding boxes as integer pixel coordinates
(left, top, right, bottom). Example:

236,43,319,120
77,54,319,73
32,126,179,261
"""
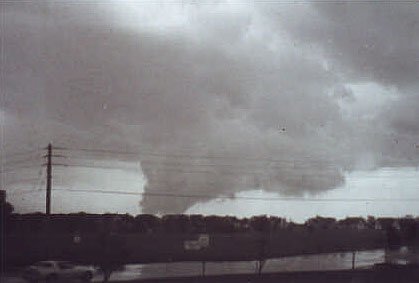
23,261,94,283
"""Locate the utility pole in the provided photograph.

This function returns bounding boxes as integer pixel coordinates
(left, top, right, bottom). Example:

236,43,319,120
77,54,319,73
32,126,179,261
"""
46,143,52,215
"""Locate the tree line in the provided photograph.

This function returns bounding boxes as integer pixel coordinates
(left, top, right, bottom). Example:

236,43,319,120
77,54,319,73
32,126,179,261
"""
2,211,418,241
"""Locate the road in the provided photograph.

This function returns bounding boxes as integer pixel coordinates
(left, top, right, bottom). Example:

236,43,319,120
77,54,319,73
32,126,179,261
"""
2,267,419,283
2,247,417,283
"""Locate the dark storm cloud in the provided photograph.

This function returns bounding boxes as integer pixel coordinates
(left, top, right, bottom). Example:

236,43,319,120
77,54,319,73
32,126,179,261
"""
266,2,419,86
261,2,419,166
2,1,418,213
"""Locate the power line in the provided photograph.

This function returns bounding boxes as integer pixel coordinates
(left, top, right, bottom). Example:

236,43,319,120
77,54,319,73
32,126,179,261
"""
139,159,333,167
47,161,418,179
56,146,419,168
35,168,46,192
1,150,42,174
2,178,44,185
2,0,417,4
1,160,41,169
54,157,344,173
1,165,44,185
8,188,44,196
52,188,419,202
1,148,42,160
56,146,347,168
50,163,140,171
49,163,346,178
0,164,42,174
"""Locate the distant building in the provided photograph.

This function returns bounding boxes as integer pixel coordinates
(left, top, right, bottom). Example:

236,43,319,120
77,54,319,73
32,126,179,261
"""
375,218,401,231
338,217,368,230
184,234,210,250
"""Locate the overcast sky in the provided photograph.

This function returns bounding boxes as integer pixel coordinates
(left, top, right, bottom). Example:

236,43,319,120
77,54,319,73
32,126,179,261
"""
1,1,418,218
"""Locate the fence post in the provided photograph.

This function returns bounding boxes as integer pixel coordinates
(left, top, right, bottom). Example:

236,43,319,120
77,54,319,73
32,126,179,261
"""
258,259,266,275
202,261,206,277
352,251,356,270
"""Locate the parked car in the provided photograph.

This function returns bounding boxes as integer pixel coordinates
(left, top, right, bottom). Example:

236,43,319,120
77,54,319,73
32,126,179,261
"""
23,260,94,282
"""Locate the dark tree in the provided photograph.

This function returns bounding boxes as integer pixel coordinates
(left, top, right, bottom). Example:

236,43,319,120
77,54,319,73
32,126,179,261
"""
399,217,417,244
189,214,206,233
135,214,161,233
96,233,125,282
386,227,402,250
250,215,270,233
